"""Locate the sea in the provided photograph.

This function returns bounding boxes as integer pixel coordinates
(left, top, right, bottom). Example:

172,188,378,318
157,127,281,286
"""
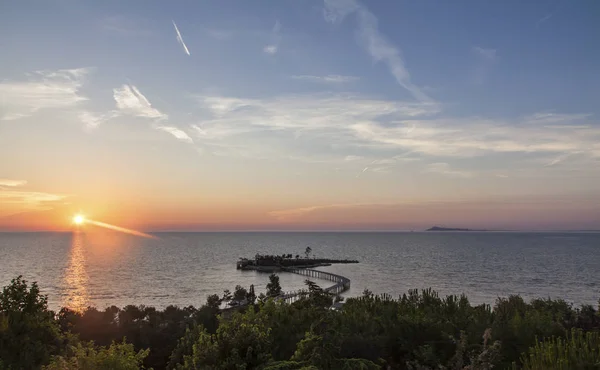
1,231,599,311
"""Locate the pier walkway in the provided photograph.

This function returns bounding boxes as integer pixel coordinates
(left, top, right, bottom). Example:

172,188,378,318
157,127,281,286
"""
278,267,351,303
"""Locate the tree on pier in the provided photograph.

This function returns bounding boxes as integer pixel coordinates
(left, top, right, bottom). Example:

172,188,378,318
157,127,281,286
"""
305,247,312,259
266,274,282,297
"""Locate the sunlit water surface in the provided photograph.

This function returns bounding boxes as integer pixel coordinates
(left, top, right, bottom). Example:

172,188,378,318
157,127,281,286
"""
1,231,599,310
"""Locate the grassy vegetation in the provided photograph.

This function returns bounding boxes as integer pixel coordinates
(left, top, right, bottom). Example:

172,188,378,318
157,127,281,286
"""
2,276,600,369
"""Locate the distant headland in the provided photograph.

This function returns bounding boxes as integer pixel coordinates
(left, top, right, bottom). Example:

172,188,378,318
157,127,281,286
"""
426,226,486,232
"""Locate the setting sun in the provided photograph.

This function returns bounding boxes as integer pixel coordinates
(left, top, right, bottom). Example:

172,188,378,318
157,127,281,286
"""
73,214,85,225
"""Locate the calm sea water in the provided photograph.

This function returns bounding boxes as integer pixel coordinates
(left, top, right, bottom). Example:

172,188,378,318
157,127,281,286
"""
1,231,599,311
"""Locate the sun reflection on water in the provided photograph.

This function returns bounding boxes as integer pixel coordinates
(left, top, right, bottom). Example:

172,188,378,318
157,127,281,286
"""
62,231,90,312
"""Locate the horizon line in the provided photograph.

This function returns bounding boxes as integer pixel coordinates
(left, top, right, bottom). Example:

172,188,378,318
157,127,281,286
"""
1,229,599,233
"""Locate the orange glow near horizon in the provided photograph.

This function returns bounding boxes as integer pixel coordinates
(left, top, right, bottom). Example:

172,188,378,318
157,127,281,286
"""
85,219,156,239
73,214,85,225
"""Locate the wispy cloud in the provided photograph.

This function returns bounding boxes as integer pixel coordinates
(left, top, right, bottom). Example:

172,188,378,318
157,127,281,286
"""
207,29,233,40
172,20,191,56
351,115,600,158
344,155,364,161
196,93,438,132
113,84,167,120
524,112,591,124
193,93,600,164
292,75,359,83
0,189,68,216
263,20,281,55
155,125,193,143
269,203,367,220
370,158,396,165
471,46,497,84
0,179,27,187
263,45,278,54
0,68,91,121
323,0,432,103
424,162,473,178
536,13,553,28
101,15,152,36
355,166,373,178
473,46,497,61
267,196,600,227
79,110,119,130
542,151,587,167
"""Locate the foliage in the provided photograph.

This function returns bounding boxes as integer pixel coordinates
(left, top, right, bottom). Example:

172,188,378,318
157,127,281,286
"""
178,307,272,369
247,284,257,305
301,279,333,309
205,294,222,310
4,276,600,370
221,289,232,304
266,273,282,297
43,340,149,370
0,275,64,369
517,328,600,370
58,303,220,370
233,285,248,303
167,325,205,370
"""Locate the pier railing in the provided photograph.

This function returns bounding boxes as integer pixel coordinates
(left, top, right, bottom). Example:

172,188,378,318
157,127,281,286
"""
278,267,351,303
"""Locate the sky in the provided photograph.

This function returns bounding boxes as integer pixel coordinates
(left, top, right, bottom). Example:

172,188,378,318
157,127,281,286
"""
1,0,599,231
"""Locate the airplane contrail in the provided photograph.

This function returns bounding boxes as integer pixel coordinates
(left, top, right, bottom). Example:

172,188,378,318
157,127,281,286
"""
172,20,191,56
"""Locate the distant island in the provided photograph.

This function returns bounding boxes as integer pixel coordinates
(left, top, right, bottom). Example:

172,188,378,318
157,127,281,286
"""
426,226,485,231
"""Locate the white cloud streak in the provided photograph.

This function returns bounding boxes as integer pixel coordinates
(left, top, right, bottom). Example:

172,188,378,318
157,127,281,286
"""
0,68,91,120
0,179,27,187
263,20,281,55
155,125,193,143
424,162,473,178
323,0,432,103
113,84,167,120
344,155,364,161
79,110,120,130
0,189,68,216
473,46,497,61
263,45,278,54
172,20,191,56
269,203,367,220
292,75,359,83
192,93,600,163
536,14,553,28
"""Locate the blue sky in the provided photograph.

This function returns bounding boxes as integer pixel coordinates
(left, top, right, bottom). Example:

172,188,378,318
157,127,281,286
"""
1,0,599,230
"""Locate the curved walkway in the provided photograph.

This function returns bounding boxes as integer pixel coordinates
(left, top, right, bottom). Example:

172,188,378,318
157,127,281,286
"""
278,267,351,303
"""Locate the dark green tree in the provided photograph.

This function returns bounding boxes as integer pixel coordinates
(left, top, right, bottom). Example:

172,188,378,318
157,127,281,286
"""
0,276,63,369
221,289,232,304
266,273,282,298
167,325,205,369
233,285,248,303
205,294,221,309
302,280,333,309
43,340,148,370
180,307,272,369
517,328,600,370
247,284,257,305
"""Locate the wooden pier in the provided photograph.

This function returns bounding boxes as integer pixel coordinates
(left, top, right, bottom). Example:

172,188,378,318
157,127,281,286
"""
278,267,351,303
